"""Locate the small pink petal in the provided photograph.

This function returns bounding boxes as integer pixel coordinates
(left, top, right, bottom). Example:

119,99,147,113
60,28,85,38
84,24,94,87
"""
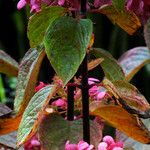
65,141,78,150
35,82,48,92
88,78,100,85
17,0,27,10
96,92,106,100
58,0,65,6
98,142,108,150
78,141,89,150
103,135,115,145
52,99,67,108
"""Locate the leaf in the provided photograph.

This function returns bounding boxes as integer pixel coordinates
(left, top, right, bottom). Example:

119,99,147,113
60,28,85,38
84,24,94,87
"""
99,5,141,35
17,85,57,147
112,0,125,11
14,49,45,115
118,47,150,81
0,115,22,135
88,58,104,71
28,6,66,48
90,48,125,81
0,103,12,117
0,131,18,149
38,114,102,150
90,101,150,144
116,119,150,149
44,16,93,85
144,18,150,50
103,79,150,114
0,50,18,76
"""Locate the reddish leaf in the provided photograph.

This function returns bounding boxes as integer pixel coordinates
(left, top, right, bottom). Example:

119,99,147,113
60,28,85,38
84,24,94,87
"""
118,47,150,81
14,49,45,115
103,79,150,114
0,50,18,77
90,101,150,144
93,5,141,35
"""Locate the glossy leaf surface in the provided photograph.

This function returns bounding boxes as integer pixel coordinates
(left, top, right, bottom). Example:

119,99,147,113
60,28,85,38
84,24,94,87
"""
118,47,150,81
90,48,124,81
90,101,150,144
44,16,93,85
28,6,66,48
14,49,45,115
17,85,57,146
39,114,102,150
0,50,18,76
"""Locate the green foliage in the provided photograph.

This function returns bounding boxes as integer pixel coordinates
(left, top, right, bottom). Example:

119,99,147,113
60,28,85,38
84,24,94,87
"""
144,19,150,51
17,85,56,146
39,114,102,150
44,16,93,85
112,0,125,11
90,48,125,81
28,6,66,48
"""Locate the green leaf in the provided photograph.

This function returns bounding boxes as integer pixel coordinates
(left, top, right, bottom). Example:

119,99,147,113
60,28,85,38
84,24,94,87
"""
90,48,125,81
0,50,18,76
98,5,141,35
103,79,150,115
118,47,150,81
28,6,66,48
112,0,125,11
90,101,150,144
14,49,45,115
144,18,150,50
116,119,150,149
17,85,57,146
44,16,93,85
39,114,102,150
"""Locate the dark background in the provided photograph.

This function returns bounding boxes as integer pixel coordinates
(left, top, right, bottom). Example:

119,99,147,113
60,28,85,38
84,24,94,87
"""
0,0,150,104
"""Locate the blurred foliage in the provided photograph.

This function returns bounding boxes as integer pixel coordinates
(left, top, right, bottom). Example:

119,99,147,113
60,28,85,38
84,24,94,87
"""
0,0,150,103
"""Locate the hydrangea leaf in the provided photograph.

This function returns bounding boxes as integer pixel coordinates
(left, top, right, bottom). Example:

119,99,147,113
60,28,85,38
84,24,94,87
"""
90,48,125,81
98,5,141,35
118,47,150,81
44,16,93,85
17,85,57,147
144,18,150,50
38,114,102,150
112,0,125,11
28,6,66,48
90,101,150,144
0,50,18,76
103,78,150,115
14,49,45,115
116,119,150,150
0,115,22,136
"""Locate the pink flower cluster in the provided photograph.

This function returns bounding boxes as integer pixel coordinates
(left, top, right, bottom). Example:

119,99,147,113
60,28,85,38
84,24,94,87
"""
88,78,106,101
98,136,124,150
24,135,40,150
65,136,124,150
65,140,94,150
52,98,67,109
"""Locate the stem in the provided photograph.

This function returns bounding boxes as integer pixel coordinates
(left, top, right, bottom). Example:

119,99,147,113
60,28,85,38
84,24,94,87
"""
81,55,90,143
67,79,75,121
80,0,90,144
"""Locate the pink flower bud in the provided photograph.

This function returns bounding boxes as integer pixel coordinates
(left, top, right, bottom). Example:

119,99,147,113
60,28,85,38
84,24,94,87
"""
35,82,48,92
52,98,67,108
103,135,115,145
